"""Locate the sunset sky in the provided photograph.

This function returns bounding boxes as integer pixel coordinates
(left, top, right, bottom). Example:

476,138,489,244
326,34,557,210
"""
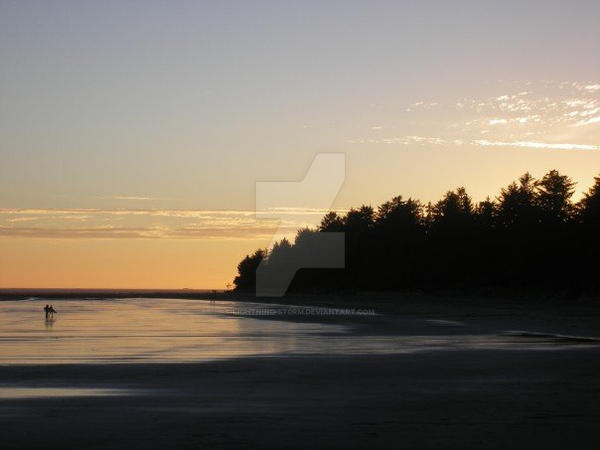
1,0,599,288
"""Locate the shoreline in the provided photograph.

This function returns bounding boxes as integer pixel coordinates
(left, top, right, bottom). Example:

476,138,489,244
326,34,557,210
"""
2,287,599,312
3,289,600,339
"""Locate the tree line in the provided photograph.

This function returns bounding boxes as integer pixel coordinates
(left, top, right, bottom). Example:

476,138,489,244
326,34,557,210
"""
233,170,600,296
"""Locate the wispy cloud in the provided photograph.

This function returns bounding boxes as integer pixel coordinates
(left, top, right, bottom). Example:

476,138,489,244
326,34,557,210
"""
351,80,600,151
349,136,462,146
473,140,600,151
6,217,40,223
113,196,155,201
574,116,600,127
0,225,291,240
405,101,439,112
350,135,599,151
0,208,340,217
0,208,345,240
583,84,600,92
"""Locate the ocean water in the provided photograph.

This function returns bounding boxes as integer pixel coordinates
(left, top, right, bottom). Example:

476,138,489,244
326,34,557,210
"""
0,298,596,364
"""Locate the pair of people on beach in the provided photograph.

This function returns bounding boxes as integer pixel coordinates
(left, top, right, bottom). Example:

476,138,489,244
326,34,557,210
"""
44,304,57,319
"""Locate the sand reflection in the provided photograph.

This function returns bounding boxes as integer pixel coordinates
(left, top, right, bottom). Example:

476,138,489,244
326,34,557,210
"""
0,298,597,364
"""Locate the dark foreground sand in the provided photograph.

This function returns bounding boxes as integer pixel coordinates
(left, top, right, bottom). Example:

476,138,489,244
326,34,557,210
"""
1,348,600,450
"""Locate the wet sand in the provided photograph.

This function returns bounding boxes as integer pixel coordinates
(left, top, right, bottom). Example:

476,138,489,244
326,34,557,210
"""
1,350,600,450
1,297,600,449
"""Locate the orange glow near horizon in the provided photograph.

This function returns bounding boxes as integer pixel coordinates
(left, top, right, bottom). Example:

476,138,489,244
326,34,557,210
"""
0,237,270,289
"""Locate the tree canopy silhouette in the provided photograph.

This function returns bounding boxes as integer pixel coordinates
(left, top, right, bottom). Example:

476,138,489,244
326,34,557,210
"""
233,170,599,296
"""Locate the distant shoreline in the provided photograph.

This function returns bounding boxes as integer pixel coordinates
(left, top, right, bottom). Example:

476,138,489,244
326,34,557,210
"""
2,287,599,319
2,287,599,302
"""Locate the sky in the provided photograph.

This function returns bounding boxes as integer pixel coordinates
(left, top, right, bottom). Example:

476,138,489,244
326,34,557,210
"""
1,0,599,288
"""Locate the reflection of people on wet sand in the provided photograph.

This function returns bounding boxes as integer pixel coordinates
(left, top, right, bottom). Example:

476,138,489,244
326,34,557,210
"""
43,304,57,319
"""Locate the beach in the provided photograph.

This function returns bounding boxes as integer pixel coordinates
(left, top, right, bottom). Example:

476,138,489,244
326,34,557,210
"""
1,297,600,449
2,352,600,449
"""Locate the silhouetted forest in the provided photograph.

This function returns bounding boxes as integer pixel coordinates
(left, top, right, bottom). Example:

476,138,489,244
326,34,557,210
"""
234,171,600,296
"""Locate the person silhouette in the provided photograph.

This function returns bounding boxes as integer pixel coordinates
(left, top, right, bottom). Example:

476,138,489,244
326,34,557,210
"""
44,304,50,319
49,305,57,317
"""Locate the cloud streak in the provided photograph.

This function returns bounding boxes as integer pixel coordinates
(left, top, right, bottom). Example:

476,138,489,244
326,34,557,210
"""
0,225,294,240
473,140,600,151
350,135,599,151
575,116,600,127
113,196,156,201
0,208,339,217
0,208,347,240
